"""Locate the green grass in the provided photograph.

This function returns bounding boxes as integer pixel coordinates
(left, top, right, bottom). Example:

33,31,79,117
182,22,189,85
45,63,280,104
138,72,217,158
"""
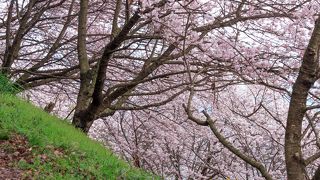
0,74,22,94
0,94,158,179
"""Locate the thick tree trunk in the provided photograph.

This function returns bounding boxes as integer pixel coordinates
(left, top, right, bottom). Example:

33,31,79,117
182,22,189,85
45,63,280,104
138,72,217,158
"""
73,110,94,134
285,78,310,180
73,102,104,133
285,18,320,180
72,73,97,133
72,0,93,133
72,0,141,133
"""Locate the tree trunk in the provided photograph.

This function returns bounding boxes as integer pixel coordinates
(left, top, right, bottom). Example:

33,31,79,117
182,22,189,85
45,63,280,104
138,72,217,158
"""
312,165,320,180
73,110,94,134
72,0,93,133
285,18,320,180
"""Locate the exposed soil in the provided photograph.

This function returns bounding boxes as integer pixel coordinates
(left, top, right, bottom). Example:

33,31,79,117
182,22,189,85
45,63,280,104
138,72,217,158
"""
0,133,33,180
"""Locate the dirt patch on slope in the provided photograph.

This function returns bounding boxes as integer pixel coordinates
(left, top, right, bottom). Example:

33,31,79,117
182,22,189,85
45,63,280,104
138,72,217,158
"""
0,133,33,179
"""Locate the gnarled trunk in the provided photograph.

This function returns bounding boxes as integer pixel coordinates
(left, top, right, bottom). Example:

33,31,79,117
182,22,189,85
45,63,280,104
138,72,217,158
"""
285,18,320,180
73,110,95,134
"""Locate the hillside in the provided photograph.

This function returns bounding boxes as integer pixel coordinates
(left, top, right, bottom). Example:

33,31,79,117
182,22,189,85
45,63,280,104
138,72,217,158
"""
0,92,157,179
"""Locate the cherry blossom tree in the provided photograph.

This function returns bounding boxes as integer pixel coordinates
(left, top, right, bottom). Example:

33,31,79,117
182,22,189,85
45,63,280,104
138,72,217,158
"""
72,1,320,179
0,0,78,86
71,0,302,133
3,0,320,179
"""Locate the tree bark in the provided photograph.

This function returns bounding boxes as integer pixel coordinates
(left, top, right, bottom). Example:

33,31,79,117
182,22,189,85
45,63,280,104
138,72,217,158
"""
73,109,95,133
285,18,320,180
312,165,320,180
72,0,94,133
72,0,142,133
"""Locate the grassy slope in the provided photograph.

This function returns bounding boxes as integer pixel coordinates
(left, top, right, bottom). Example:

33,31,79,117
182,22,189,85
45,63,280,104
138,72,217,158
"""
0,94,156,179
